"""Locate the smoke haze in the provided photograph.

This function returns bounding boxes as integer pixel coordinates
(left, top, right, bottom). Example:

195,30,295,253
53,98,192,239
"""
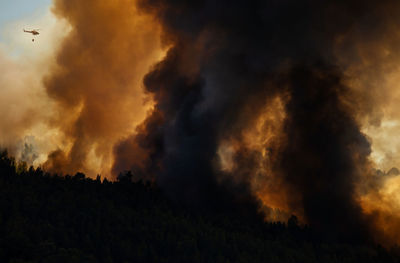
0,8,68,165
3,0,400,245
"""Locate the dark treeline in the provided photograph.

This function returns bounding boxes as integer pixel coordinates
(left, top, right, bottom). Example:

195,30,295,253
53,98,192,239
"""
0,150,399,263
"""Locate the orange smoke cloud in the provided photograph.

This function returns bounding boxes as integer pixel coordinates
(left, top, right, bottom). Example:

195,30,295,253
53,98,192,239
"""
216,94,292,220
43,0,164,176
358,174,400,246
329,2,400,245
4,0,400,247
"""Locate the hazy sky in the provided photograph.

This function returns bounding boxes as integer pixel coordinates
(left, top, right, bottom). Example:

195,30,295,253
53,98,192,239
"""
0,0,60,57
0,0,51,26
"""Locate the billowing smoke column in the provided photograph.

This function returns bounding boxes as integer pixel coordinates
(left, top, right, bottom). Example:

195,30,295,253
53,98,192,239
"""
44,0,163,175
276,64,372,241
112,0,400,241
41,0,400,243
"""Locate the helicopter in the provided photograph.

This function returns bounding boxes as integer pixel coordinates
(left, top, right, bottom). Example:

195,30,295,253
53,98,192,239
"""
23,29,40,42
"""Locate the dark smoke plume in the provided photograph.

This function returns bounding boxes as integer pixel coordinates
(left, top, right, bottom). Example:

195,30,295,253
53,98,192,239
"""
111,0,400,241
276,63,372,242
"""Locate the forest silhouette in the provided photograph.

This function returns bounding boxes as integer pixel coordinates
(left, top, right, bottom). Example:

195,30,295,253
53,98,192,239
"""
0,150,399,262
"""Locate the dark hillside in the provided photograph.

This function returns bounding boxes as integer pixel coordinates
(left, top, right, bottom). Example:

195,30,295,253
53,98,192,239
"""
0,151,399,263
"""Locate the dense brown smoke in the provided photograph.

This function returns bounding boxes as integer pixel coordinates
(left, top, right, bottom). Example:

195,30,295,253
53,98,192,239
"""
4,0,400,245
331,1,400,245
275,64,373,242
43,0,163,175
110,0,400,242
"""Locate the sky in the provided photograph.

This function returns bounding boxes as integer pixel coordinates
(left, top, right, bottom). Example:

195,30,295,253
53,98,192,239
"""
0,0,70,168
0,0,53,48
0,0,68,59
0,0,51,26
